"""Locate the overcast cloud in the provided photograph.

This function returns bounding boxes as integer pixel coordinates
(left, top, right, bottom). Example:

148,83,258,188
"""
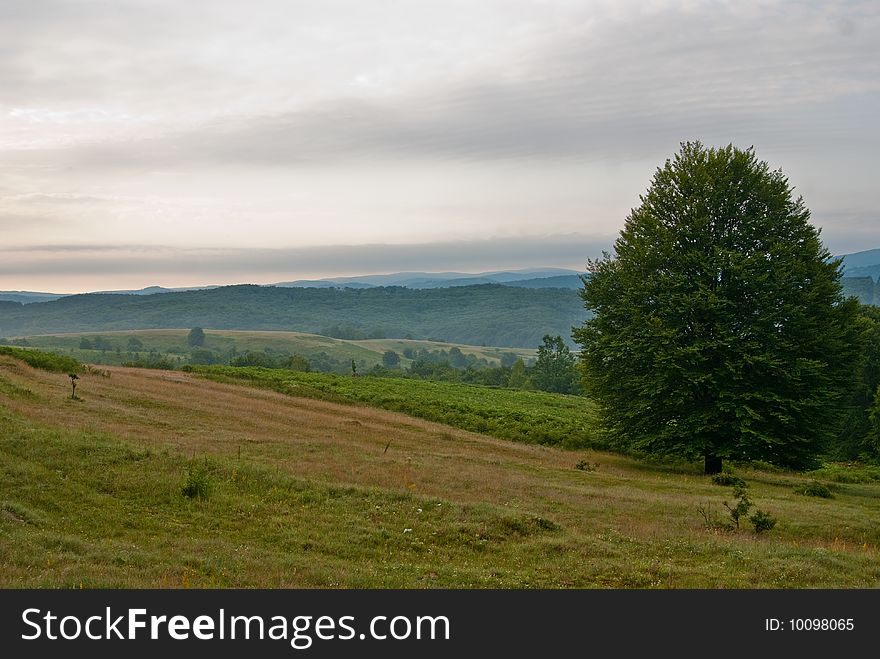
1,0,878,292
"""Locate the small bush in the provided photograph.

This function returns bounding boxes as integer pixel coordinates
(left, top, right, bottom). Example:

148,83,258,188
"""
794,480,834,498
122,356,175,370
750,510,777,534
711,473,745,487
181,460,213,500
575,459,598,472
723,484,753,529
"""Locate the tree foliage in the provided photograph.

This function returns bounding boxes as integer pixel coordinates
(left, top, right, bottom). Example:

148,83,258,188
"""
533,335,580,394
835,304,880,460
0,284,588,349
382,350,401,368
573,142,862,472
187,327,206,347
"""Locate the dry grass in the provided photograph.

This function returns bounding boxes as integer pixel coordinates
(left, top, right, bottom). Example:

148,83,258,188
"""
1,355,879,588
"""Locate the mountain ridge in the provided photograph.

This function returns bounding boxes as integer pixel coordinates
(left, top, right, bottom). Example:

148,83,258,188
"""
2,247,878,305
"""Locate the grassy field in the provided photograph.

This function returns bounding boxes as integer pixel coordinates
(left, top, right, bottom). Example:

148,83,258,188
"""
194,366,599,449
4,329,537,369
2,352,879,588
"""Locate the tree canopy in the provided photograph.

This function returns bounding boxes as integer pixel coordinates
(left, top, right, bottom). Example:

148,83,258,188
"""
187,327,206,347
533,335,580,394
382,350,401,368
573,142,862,472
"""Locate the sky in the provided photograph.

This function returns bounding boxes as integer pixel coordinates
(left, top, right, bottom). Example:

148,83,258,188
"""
1,0,878,293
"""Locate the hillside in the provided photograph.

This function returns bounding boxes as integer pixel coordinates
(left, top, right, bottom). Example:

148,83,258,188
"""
0,292,65,305
0,284,588,348
6,329,537,370
502,275,583,289
1,354,879,588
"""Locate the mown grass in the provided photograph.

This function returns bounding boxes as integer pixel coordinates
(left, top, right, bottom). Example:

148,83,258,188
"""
2,355,880,588
194,366,599,449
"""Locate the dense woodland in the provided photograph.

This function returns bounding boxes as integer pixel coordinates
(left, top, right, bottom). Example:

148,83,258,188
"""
0,278,874,346
0,284,587,348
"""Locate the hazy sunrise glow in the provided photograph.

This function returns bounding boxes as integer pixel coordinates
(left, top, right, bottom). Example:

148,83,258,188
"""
1,0,878,292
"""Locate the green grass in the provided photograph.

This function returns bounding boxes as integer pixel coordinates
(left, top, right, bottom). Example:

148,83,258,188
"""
0,409,585,588
2,404,879,588
807,463,880,484
0,346,82,374
4,329,536,369
194,366,599,449
2,356,880,588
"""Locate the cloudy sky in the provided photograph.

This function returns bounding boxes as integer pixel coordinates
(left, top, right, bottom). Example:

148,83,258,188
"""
1,0,878,293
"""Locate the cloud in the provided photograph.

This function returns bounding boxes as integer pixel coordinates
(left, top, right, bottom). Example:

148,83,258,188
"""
0,192,143,205
0,235,609,282
0,212,61,229
0,1,877,291
5,1,878,170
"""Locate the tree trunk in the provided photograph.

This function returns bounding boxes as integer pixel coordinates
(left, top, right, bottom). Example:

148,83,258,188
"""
704,453,722,475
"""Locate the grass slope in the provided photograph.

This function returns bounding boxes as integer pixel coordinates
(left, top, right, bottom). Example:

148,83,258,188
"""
2,355,880,588
195,366,598,449
0,346,82,373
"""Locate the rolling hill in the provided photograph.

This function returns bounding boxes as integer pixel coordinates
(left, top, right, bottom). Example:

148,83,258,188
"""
1,352,878,587
6,329,538,370
0,284,589,348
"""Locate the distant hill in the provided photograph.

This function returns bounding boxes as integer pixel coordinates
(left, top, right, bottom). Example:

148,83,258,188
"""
839,248,880,285
2,268,583,304
273,267,580,289
0,284,588,348
840,248,880,270
502,275,584,290
844,264,880,281
842,277,879,305
92,285,218,296
0,291,66,304
0,284,215,304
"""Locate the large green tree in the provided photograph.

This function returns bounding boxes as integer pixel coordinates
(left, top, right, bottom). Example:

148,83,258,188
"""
573,142,862,473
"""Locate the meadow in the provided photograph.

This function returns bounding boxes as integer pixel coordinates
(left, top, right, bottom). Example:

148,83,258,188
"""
194,365,599,449
1,350,879,588
5,329,536,370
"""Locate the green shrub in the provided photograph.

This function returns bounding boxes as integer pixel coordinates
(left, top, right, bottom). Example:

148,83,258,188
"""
794,480,834,498
711,473,746,487
723,484,753,529
575,459,598,472
0,346,82,373
807,464,880,484
750,510,777,533
122,355,175,370
181,460,213,500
